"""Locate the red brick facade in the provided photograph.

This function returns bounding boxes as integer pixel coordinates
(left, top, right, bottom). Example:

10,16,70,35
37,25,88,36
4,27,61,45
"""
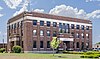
7,11,92,52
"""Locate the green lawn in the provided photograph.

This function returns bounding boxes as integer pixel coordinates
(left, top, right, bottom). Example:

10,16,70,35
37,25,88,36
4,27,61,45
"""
0,53,93,59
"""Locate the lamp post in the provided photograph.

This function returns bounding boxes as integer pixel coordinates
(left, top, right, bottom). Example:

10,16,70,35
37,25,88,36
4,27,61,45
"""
3,35,4,48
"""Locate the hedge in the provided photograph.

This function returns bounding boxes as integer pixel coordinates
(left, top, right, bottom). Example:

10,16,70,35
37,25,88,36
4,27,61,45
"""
12,45,22,53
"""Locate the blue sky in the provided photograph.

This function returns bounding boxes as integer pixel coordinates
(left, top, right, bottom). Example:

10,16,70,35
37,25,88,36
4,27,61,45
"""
0,0,100,44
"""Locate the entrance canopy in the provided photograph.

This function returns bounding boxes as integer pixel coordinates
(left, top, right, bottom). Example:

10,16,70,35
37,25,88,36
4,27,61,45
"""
58,38,73,41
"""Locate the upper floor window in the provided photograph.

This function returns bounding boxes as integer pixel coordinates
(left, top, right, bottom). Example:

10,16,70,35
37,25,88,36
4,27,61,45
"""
33,30,37,36
40,30,44,36
47,21,51,27
53,22,57,27
76,33,80,38
76,25,80,29
59,23,62,28
17,22,19,28
47,30,50,36
86,26,89,30
53,31,57,37
14,23,16,29
33,20,37,25
12,24,13,29
71,32,74,37
81,25,84,30
71,24,74,29
40,21,44,26
81,33,84,38
65,24,69,29
86,34,89,38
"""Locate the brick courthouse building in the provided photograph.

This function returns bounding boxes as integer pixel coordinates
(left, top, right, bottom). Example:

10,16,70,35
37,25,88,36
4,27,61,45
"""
7,11,92,52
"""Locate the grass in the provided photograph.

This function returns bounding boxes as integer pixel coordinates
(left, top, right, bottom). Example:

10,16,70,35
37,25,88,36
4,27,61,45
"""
0,53,95,59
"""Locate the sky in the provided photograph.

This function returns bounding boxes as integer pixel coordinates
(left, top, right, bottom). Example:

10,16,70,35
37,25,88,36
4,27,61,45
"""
0,0,100,44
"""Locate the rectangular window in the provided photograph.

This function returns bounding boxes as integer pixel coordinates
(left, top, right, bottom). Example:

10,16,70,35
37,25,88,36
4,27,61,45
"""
81,25,84,30
47,30,50,36
33,20,37,25
40,30,44,36
47,41,50,48
40,20,44,26
59,23,62,28
40,41,43,48
12,24,13,29
59,28,63,33
76,42,79,48
53,22,57,27
47,21,51,27
17,22,19,28
71,24,74,29
86,26,89,30
53,31,57,37
33,41,36,48
14,23,16,29
33,30,37,36
71,32,74,37
81,33,84,38
76,25,80,29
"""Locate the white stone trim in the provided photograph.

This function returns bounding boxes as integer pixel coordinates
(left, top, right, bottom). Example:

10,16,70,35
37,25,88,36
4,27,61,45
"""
26,16,92,26
8,16,92,27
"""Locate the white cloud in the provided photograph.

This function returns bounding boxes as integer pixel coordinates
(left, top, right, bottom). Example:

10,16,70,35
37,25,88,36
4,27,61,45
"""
3,0,22,9
34,9,44,13
0,6,3,10
49,4,100,20
0,31,1,34
13,0,29,16
49,4,88,19
87,10,100,19
0,6,3,17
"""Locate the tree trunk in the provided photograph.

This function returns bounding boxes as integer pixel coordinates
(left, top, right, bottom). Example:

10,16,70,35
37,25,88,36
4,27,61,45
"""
53,48,54,56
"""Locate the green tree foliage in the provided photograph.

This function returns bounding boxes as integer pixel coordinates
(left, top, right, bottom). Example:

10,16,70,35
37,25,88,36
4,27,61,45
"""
12,45,22,53
96,42,100,44
50,37,61,56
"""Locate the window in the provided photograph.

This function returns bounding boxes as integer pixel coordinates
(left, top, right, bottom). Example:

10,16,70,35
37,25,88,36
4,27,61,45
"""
53,31,57,37
47,30,50,36
76,25,80,29
47,41,50,48
33,20,37,25
47,21,50,27
81,33,84,38
40,41,43,48
59,23,62,28
71,32,74,37
86,26,89,30
40,21,44,26
59,28,63,33
71,24,74,29
86,34,89,38
33,30,37,36
33,41,36,48
17,22,19,28
12,24,13,29
53,22,57,27
40,30,44,36
76,33,80,38
76,42,79,48
14,23,16,29
65,24,70,33
81,25,84,30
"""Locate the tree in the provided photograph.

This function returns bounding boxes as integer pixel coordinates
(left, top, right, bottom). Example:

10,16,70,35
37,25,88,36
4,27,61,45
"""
50,37,61,56
96,42,100,44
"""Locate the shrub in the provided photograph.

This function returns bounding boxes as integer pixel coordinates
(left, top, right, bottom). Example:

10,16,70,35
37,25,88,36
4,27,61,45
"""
0,48,5,53
12,45,22,53
80,55,99,58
